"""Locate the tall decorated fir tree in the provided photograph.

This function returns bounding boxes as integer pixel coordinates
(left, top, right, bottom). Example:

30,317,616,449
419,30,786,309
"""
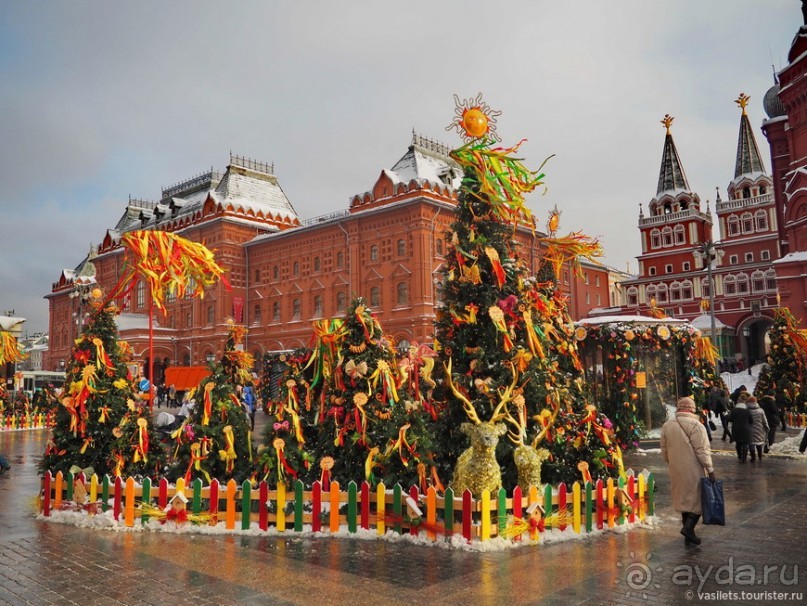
168,322,255,483
41,290,165,478
757,308,807,412
433,95,622,489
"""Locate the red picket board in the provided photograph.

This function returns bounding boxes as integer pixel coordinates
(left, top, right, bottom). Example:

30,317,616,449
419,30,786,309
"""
311,481,322,533
409,486,419,537
158,478,168,509
462,490,472,542
113,476,123,521
42,472,52,517
559,483,567,531
628,475,636,524
595,479,604,530
259,481,269,531
512,486,522,542
209,479,219,524
360,481,370,530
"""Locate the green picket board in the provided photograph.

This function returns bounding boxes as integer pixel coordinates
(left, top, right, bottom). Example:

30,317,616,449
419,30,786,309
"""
585,482,593,533
192,478,203,514
348,481,357,534
66,472,74,501
543,485,553,529
141,478,152,524
617,476,626,525
294,480,304,532
393,484,403,534
497,488,507,536
444,487,454,537
241,481,251,530
647,474,655,516
101,475,110,512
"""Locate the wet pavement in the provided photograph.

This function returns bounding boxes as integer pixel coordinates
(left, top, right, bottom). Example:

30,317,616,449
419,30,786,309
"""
1,421,806,606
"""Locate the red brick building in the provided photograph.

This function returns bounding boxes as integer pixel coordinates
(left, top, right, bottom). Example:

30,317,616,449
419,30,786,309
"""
45,138,611,373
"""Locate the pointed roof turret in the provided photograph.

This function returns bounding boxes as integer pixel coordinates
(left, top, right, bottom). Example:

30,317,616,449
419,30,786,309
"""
733,93,767,178
656,114,691,195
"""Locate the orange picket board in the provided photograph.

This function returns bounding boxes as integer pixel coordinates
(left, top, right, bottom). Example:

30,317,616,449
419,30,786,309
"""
89,474,99,504
572,482,581,534
607,478,615,528
226,479,237,530
54,472,63,509
277,482,286,532
376,483,386,536
528,485,539,540
426,487,437,542
124,477,135,527
329,481,340,534
637,474,646,521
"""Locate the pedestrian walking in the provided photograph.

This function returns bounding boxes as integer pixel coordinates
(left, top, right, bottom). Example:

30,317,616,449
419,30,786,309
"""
168,384,177,408
759,391,779,452
241,384,256,431
728,393,753,463
660,396,716,546
0,453,10,476
746,396,769,462
713,389,733,442
729,385,747,405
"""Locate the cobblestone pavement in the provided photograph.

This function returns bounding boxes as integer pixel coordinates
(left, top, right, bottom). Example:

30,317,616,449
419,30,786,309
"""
1,422,806,606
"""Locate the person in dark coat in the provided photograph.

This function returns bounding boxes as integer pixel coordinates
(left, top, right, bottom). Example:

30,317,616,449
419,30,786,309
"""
728,394,753,462
712,389,733,442
799,429,807,455
730,385,747,405
759,391,779,452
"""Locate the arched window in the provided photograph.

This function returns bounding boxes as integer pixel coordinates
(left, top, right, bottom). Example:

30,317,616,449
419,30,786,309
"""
370,245,379,262
397,239,406,256
435,281,444,303
765,269,777,291
701,277,711,299
336,291,347,312
673,225,685,244
728,216,740,236
136,281,145,309
253,304,261,324
742,187,751,199
627,286,639,306
645,285,657,304
314,295,323,317
186,312,192,328
724,275,737,296
656,283,668,303
293,261,299,276
436,239,443,255
207,305,214,324
255,269,260,283
751,270,766,293
681,280,693,300
272,301,280,321
755,210,768,231
663,203,672,214
737,273,749,294
273,265,279,280
313,256,321,272
292,298,301,320
670,281,682,302
336,252,343,268
760,184,767,195
662,226,673,247
741,212,754,234
370,286,381,307
650,229,661,249
396,282,409,305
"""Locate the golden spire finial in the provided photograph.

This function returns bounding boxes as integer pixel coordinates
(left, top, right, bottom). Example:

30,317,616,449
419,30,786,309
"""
735,93,750,115
661,114,674,134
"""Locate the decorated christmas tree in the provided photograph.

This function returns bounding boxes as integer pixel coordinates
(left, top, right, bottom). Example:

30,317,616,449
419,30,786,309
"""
757,308,807,412
41,290,165,478
168,322,255,483
433,94,622,489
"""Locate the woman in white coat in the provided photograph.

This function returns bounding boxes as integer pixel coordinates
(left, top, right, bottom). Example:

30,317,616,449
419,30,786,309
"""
660,396,717,545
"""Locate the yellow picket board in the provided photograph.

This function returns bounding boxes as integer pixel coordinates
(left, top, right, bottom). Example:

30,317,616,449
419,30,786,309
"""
528,485,539,540
226,479,237,530
376,483,385,536
54,472,63,509
124,478,135,527
426,487,437,542
89,474,99,504
329,481,340,533
607,478,615,528
480,490,491,541
572,482,581,534
277,482,286,532
175,477,186,496
638,474,646,521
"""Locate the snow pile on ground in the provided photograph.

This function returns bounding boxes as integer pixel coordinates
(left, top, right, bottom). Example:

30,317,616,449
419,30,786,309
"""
768,430,806,458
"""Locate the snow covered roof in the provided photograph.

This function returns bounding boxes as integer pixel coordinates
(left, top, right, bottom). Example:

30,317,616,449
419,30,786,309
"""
210,164,297,221
387,133,462,190
690,313,728,330
115,313,162,331
774,251,807,263
577,314,688,326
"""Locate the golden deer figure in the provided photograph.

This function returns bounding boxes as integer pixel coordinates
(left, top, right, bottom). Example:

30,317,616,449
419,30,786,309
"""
502,391,553,492
447,360,519,496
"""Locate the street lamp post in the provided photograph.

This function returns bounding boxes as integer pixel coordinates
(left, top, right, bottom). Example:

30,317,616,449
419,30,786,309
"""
694,241,723,363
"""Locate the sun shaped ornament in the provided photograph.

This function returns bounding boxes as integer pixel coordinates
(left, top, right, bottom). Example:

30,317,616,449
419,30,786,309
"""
446,93,502,142
546,206,561,237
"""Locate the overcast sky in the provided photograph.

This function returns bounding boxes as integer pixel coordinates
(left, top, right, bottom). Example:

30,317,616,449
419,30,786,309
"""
0,1,799,336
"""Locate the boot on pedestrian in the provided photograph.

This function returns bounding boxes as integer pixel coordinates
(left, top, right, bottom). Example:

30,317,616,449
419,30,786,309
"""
680,512,701,545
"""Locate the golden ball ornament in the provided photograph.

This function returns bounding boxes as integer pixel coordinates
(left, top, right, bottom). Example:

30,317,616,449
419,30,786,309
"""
461,108,489,138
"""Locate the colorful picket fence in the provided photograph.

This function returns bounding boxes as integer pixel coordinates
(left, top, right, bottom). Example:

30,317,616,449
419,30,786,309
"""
40,470,655,543
1,411,55,431
785,412,807,429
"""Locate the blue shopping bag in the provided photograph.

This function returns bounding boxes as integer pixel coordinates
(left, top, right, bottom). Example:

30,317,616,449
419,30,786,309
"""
701,478,725,526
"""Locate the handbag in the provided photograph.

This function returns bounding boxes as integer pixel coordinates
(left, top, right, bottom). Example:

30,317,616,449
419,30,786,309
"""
708,420,717,431
701,478,725,525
